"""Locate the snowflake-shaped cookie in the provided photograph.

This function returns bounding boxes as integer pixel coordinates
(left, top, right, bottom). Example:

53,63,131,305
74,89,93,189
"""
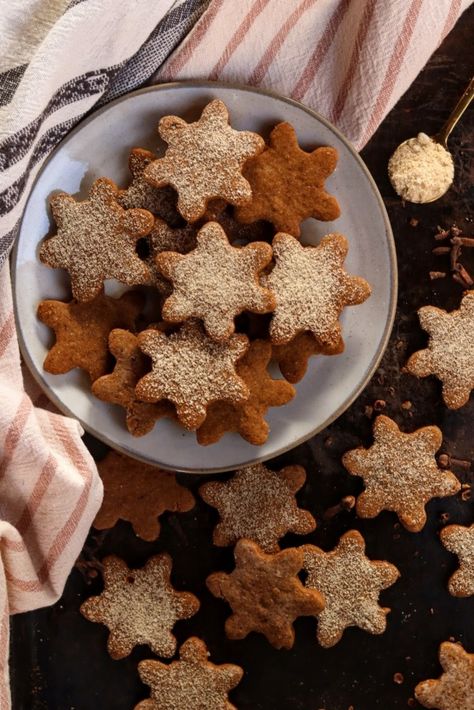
441,523,474,597
302,530,400,647
146,218,197,293
415,642,474,710
135,637,243,710
80,555,199,659
342,415,460,532
206,539,324,649
117,148,181,226
144,99,264,222
264,233,371,349
157,221,275,341
94,450,195,541
135,321,249,430
199,462,315,552
235,121,340,237
39,178,154,301
407,291,474,409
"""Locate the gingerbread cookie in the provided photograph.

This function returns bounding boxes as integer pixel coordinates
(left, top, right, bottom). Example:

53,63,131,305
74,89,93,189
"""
39,178,153,301
92,329,174,435
203,199,274,244
136,637,243,710
206,538,324,649
144,99,264,222
440,523,474,597
235,122,340,237
146,218,197,293
135,321,249,430
199,463,315,552
196,340,295,445
94,451,195,541
80,554,199,659
117,148,182,226
264,233,371,350
156,221,275,341
415,642,474,710
342,415,460,532
406,291,474,409
301,530,400,648
272,332,324,383
37,291,143,381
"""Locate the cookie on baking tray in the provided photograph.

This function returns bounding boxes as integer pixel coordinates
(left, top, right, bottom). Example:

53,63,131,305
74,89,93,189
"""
135,320,249,430
235,121,340,237
80,554,199,659
156,221,275,341
94,451,195,541
406,290,474,409
144,99,265,222
440,523,474,597
135,637,243,710
39,177,154,302
415,642,474,710
264,233,371,351
206,538,324,649
196,339,295,445
91,328,174,436
37,291,143,382
199,463,315,552
301,530,400,648
342,415,461,532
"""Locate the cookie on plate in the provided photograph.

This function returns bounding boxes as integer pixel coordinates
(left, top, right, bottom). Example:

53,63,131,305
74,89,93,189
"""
272,332,324,383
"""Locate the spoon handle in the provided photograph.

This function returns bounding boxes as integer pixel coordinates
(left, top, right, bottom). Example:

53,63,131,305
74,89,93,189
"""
436,76,474,146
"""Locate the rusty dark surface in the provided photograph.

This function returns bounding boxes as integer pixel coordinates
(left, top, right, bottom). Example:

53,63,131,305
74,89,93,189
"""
10,9,474,710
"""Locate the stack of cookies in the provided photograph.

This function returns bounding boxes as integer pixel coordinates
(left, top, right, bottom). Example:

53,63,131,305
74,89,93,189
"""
38,99,371,446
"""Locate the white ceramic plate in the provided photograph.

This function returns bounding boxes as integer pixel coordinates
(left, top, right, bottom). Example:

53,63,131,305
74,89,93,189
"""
12,81,397,473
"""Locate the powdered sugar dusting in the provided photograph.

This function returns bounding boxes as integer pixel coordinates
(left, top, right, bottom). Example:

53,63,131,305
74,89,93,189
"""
441,524,474,597
415,642,474,710
144,100,265,222
136,320,249,429
264,232,371,347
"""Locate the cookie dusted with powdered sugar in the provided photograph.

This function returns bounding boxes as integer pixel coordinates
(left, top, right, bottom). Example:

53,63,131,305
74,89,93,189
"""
135,637,243,710
199,462,315,551
415,642,474,710
135,321,249,430
157,221,275,341
144,100,264,222
342,415,460,532
39,177,153,302
301,530,400,648
407,290,474,409
80,555,199,659
264,232,371,351
441,523,474,597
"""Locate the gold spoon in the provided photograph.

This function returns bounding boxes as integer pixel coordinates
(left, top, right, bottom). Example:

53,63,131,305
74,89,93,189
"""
388,76,474,204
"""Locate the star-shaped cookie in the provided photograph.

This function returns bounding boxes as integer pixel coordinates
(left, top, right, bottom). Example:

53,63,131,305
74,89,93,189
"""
342,415,460,532
135,321,249,430
80,554,199,659
235,122,340,237
196,339,295,445
117,148,182,226
264,233,371,349
272,332,324,383
406,291,474,409
199,463,315,552
92,329,174,435
415,642,474,710
135,637,243,710
440,523,474,597
156,221,275,341
39,177,154,301
144,99,264,222
206,538,324,649
301,530,400,647
146,218,197,293
37,291,143,381
94,451,195,541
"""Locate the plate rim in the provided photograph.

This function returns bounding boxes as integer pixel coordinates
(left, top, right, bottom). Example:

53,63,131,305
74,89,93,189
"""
11,79,398,474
